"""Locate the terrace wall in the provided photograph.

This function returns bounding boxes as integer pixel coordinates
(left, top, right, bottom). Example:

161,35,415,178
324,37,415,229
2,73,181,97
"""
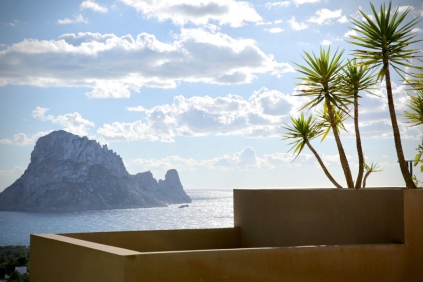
30,189,423,282
233,188,405,247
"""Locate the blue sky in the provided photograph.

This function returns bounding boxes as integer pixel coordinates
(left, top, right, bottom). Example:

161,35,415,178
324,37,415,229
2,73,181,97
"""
1,0,422,191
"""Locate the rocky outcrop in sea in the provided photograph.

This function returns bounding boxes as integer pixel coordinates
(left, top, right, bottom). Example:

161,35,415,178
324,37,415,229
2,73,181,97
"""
0,130,191,211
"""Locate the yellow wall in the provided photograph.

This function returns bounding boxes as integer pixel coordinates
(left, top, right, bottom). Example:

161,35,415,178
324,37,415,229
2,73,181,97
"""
30,189,423,282
234,188,404,247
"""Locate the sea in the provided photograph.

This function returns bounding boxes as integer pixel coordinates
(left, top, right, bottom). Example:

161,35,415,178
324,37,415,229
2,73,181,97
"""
0,189,233,246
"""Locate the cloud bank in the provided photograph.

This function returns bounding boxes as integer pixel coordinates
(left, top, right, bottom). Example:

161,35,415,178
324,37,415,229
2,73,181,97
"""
0,82,419,147
0,30,294,98
129,146,316,172
119,0,262,27
98,87,307,142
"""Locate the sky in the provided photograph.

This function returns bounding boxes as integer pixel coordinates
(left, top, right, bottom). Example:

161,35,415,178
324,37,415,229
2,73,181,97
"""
0,0,423,192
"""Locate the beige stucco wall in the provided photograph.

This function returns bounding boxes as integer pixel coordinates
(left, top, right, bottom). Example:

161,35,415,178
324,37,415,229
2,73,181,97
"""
31,235,406,282
30,189,423,282
234,188,405,247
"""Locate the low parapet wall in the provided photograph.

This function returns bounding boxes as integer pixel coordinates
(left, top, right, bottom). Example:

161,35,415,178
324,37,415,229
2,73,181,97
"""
30,189,423,282
31,234,406,282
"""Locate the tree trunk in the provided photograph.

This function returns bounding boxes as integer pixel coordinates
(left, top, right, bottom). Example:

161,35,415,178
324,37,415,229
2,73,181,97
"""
385,64,417,189
306,141,343,189
362,171,371,188
326,99,355,188
354,94,365,189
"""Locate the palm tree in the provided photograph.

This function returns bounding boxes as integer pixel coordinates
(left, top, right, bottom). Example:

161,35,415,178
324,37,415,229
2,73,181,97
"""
295,47,354,188
341,59,376,188
362,162,382,188
348,2,421,188
282,113,342,189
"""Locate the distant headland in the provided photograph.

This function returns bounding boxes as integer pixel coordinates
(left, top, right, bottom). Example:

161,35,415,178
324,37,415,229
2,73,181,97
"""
0,130,191,212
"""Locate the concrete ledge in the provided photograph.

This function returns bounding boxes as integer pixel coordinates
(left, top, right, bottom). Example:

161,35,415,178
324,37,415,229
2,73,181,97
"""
62,227,240,252
34,234,141,255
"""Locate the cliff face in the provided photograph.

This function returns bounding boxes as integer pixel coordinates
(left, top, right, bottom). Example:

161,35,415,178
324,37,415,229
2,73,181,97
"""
0,130,191,211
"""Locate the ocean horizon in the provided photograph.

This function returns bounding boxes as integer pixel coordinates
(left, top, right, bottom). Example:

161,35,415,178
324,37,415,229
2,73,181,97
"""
0,189,233,246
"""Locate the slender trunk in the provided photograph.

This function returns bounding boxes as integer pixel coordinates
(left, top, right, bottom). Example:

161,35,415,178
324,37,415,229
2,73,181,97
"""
385,65,417,188
325,99,355,188
362,171,371,188
306,140,343,189
354,94,365,189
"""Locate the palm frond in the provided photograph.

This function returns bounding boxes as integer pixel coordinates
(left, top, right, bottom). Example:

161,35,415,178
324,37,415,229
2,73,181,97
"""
316,108,348,141
281,113,324,159
347,2,422,79
403,89,423,126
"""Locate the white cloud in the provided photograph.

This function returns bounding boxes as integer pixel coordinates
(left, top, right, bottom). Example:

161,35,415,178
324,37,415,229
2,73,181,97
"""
265,27,284,33
98,120,162,142
337,15,348,23
308,9,343,25
97,87,307,142
119,0,262,27
265,2,290,8
321,154,353,166
127,106,146,112
0,30,294,98
321,39,331,45
131,155,200,172
293,0,320,6
344,30,357,38
33,107,95,136
57,14,88,25
287,16,308,30
398,5,413,13
361,14,374,21
274,19,283,24
206,147,270,169
33,106,50,120
0,132,51,146
4,20,18,27
256,21,272,26
80,0,108,13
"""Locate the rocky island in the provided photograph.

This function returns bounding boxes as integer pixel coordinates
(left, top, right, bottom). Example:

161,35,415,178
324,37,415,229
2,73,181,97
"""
0,130,191,211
